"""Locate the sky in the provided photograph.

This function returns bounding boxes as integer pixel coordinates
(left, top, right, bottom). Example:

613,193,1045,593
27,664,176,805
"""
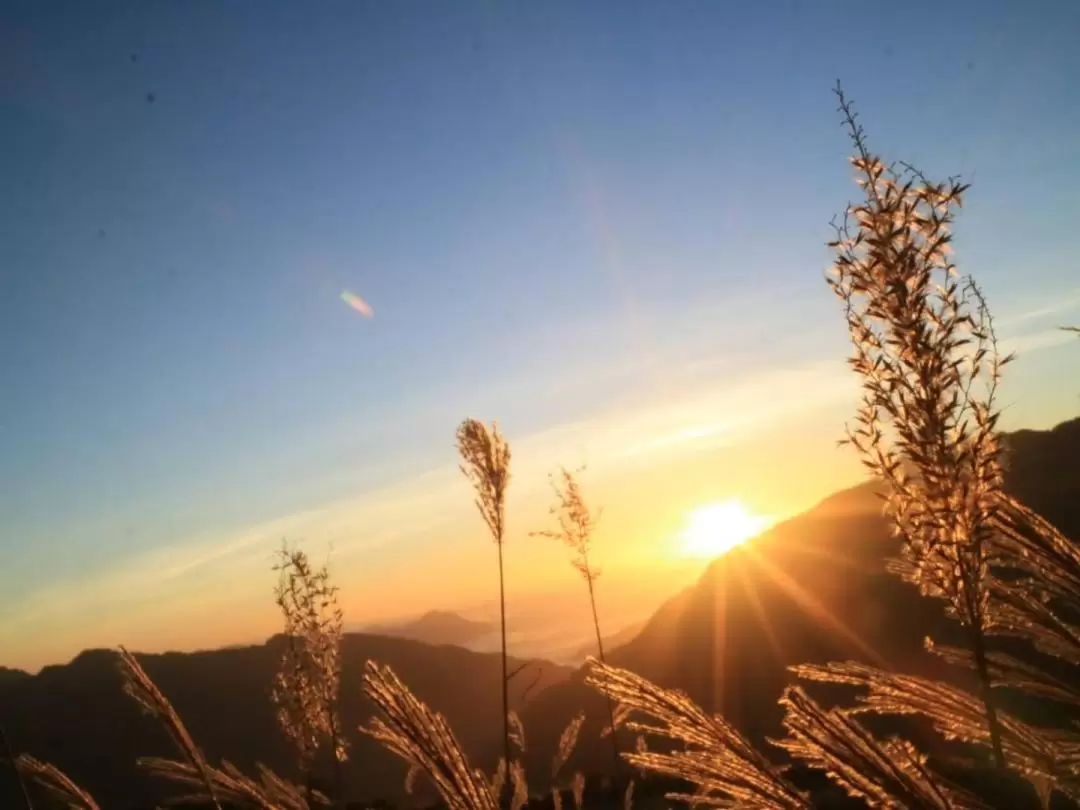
2,1,1079,673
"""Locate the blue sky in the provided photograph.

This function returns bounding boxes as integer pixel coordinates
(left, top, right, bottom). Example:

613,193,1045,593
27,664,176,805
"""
2,1,1080,671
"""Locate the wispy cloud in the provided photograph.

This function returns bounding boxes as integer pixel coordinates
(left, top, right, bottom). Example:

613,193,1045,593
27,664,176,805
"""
612,362,856,460
1001,327,1080,356
997,286,1080,327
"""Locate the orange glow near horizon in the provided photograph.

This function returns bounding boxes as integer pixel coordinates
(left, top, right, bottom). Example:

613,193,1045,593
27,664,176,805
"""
677,500,773,558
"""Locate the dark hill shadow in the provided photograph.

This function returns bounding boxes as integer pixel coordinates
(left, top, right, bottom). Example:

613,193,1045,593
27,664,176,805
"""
0,633,570,809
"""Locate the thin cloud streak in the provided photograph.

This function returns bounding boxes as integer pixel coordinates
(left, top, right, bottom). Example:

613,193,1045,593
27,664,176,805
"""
1001,326,1080,356
996,286,1080,326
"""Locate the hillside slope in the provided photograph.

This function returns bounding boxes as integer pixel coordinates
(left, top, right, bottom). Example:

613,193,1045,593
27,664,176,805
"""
0,633,570,809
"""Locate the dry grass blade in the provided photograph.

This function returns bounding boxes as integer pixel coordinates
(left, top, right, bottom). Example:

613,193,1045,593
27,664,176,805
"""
270,542,347,803
546,714,585,810
509,710,526,754
532,468,621,773
1,726,35,810
571,773,585,810
509,760,528,810
117,646,223,810
776,686,985,809
546,713,584,810
926,639,1080,710
456,417,514,797
456,418,511,544
986,581,1080,670
488,759,507,804
552,712,585,780
405,763,421,795
530,467,601,584
827,83,1013,768
138,756,313,810
989,496,1080,605
253,763,320,809
585,660,810,810
362,660,498,810
14,755,100,810
792,662,1080,801
982,495,1080,686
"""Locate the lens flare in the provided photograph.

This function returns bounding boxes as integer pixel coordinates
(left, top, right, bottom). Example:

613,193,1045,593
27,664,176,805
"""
340,290,374,318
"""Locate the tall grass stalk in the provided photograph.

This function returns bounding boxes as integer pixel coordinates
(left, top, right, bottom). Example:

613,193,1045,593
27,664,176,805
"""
118,646,224,810
531,467,621,773
457,418,514,803
362,661,499,810
825,82,1013,770
270,543,347,805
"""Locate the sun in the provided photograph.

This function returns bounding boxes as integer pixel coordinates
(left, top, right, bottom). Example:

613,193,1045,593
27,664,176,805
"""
677,500,772,558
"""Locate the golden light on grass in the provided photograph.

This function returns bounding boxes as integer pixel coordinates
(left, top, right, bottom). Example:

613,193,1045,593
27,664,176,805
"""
677,500,772,559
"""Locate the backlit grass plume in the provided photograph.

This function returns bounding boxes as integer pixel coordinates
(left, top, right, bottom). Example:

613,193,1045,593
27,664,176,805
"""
137,756,315,810
457,418,514,792
809,85,1080,807
12,755,100,810
124,644,314,810
118,646,223,810
573,87,1080,810
363,660,594,810
14,647,312,810
776,686,987,810
270,543,347,803
584,659,811,810
586,658,987,810
531,467,621,771
548,712,587,810
826,82,1012,769
983,496,1080,673
792,661,1080,801
362,661,499,810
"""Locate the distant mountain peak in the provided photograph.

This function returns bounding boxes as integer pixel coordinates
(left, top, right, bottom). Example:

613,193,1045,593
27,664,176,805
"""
363,609,495,648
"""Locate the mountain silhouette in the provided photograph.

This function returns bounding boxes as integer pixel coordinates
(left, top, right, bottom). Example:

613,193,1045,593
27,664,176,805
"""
0,633,570,809
363,609,495,648
0,666,29,689
516,416,1080,782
